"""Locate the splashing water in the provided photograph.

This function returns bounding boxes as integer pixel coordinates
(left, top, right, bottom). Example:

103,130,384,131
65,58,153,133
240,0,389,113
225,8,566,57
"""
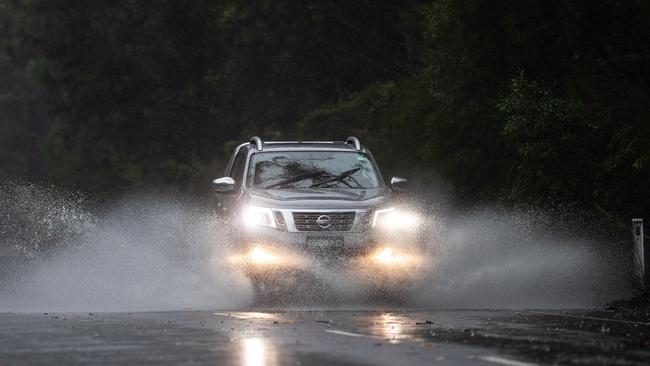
290,206,628,308
0,183,629,311
0,183,95,259
0,184,252,312
409,208,628,308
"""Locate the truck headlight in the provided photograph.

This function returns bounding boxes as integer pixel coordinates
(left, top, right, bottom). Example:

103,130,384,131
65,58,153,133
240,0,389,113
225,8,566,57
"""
372,207,421,231
241,205,276,228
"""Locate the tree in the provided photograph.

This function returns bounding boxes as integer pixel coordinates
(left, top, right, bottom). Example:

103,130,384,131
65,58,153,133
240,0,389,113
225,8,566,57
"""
10,0,418,193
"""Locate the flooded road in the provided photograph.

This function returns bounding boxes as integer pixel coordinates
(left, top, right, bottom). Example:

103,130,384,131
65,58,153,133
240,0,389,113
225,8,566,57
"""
1,309,648,365
0,184,642,364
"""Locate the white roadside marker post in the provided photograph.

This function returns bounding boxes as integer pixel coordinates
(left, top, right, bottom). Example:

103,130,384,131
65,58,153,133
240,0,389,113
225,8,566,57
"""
633,218,646,289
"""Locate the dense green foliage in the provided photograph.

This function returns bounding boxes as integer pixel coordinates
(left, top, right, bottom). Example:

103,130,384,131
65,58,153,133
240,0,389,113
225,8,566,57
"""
302,0,650,226
1,0,649,225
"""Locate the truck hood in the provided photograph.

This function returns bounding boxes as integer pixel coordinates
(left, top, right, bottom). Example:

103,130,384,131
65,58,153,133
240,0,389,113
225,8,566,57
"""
244,187,389,209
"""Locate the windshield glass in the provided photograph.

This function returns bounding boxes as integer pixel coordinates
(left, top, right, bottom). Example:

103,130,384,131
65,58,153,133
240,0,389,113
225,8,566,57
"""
247,151,380,189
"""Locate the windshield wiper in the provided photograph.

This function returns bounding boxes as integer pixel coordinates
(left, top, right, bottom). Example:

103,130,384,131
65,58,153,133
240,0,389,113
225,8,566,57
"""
310,168,361,188
263,170,328,189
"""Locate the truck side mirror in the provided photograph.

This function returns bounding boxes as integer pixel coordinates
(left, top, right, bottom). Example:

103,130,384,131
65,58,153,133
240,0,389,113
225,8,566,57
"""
390,176,408,191
212,177,236,193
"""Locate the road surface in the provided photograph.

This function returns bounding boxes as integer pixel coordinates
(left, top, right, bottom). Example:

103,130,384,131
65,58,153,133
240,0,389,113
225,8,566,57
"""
0,309,648,365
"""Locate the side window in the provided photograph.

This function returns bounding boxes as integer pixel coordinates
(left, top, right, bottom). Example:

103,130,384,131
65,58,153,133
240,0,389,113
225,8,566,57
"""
229,149,247,189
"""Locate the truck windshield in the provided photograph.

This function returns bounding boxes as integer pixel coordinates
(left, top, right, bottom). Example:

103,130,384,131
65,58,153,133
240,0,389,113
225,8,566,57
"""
247,151,381,189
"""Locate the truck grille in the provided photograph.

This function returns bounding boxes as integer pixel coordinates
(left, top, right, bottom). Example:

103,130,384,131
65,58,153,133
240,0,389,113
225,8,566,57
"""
292,211,356,232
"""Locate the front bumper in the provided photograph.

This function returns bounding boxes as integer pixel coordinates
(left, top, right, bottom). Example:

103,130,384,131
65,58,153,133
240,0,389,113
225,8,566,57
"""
228,226,425,284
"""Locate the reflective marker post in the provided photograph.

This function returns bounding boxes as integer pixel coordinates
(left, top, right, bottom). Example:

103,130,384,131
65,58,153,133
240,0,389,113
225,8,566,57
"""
633,218,646,288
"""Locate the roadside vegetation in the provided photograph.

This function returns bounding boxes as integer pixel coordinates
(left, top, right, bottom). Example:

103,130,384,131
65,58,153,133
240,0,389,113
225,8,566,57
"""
1,0,649,234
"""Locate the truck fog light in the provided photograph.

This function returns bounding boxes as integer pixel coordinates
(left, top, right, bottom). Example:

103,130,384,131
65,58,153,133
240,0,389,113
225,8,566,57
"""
248,246,280,264
370,247,418,267
239,245,304,267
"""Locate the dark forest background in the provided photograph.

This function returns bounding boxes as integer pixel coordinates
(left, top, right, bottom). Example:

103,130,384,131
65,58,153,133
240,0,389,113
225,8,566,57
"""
1,0,649,231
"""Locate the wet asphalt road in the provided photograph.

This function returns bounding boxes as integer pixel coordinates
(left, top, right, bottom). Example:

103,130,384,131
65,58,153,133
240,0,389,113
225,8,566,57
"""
0,309,648,366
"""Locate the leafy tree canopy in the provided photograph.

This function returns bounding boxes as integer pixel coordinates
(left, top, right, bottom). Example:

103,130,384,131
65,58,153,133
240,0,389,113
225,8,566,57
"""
1,0,649,227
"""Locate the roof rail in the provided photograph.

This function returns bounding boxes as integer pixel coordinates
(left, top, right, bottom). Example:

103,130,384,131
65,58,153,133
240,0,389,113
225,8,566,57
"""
346,136,361,151
250,136,263,151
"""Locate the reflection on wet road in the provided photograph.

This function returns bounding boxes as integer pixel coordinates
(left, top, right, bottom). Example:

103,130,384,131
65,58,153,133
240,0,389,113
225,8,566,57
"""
241,338,276,366
0,309,648,365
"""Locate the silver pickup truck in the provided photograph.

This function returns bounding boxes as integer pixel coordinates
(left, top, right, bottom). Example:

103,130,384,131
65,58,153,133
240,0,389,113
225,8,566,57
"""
213,136,425,302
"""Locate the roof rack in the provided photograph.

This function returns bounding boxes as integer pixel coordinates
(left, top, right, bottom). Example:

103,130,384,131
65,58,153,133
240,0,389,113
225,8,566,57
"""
248,136,362,151
250,136,263,151
346,136,361,151
265,141,336,144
